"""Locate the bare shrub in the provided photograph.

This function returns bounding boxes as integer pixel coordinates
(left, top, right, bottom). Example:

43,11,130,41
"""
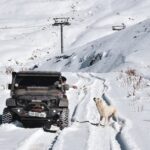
118,68,149,112
125,69,136,76
5,66,14,74
118,68,143,97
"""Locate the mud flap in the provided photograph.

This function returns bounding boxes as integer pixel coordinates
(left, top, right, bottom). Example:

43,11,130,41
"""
43,120,60,133
43,124,60,133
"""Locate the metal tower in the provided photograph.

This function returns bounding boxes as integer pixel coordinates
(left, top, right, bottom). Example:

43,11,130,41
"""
52,18,71,54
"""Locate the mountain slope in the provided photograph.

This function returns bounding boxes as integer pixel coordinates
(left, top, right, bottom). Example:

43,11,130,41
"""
39,18,150,76
0,0,150,64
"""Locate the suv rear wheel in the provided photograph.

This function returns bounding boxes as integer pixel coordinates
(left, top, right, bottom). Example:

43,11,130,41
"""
2,108,13,124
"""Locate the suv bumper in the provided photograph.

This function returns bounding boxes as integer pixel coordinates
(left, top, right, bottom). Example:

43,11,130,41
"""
11,107,63,119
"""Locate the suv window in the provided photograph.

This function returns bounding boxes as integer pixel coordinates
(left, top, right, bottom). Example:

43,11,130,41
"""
15,75,60,87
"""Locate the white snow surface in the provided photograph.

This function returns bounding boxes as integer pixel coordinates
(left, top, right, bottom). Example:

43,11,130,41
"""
0,0,150,150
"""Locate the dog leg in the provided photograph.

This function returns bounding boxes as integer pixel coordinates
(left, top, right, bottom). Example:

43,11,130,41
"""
113,112,118,123
103,117,107,126
106,117,109,126
108,116,111,122
99,116,105,126
99,116,102,125
100,116,103,121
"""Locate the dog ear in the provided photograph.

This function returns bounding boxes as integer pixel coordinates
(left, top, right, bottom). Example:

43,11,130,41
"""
93,97,96,101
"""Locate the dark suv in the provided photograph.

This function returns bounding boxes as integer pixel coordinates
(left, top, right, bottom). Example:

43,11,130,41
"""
2,71,69,131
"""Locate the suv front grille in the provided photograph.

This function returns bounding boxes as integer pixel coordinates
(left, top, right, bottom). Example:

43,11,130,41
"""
17,98,60,110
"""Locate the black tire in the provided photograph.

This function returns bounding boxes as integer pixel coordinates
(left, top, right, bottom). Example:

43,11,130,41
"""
43,121,51,131
59,108,69,130
2,108,13,124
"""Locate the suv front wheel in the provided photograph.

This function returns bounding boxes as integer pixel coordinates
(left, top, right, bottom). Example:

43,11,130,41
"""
2,108,14,124
59,108,69,130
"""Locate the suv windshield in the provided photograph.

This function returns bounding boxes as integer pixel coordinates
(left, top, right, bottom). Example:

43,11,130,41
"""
15,75,60,87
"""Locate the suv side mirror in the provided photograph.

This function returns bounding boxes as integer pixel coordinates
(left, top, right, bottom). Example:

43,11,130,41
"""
8,84,12,89
64,84,69,90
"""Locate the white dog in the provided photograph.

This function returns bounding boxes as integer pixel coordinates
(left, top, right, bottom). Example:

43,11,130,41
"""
93,97,118,126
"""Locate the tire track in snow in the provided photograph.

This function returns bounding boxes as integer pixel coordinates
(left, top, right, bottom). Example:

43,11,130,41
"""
16,128,57,150
89,73,127,150
83,73,121,150
52,123,90,150
71,73,106,123
51,73,101,150
52,73,121,150
0,124,57,150
90,73,140,150
70,73,121,150
72,73,94,122
87,125,121,150
103,94,140,150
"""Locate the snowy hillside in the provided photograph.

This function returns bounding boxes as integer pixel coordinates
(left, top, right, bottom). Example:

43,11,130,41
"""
0,0,150,150
38,18,150,75
1,0,150,65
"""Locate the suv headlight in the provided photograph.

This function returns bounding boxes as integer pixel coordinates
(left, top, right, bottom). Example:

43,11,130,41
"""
51,99,57,105
17,99,25,106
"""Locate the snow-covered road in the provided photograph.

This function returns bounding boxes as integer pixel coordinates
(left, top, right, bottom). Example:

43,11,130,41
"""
0,73,138,150
0,124,57,150
52,73,121,150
